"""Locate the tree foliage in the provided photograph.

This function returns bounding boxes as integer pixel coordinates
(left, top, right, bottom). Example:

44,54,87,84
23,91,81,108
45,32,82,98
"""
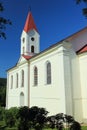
47,113,76,130
0,106,82,130
76,0,87,17
0,106,5,121
17,106,48,130
0,2,12,39
70,121,81,130
4,107,19,127
0,78,6,107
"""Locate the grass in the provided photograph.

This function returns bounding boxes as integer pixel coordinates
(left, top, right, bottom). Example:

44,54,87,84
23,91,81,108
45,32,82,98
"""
0,126,86,130
43,126,87,130
0,120,87,130
82,126,87,130
43,126,87,129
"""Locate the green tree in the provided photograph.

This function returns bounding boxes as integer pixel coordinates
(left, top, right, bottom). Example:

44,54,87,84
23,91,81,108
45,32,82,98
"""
32,107,48,130
64,114,74,129
0,2,12,39
17,106,48,130
75,0,87,17
70,121,81,130
47,113,75,130
46,115,56,129
4,107,19,127
0,106,5,121
17,106,30,130
0,86,6,107
55,113,64,130
0,78,6,107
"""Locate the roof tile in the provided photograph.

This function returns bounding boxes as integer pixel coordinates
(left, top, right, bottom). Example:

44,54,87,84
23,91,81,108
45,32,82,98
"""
24,12,37,33
22,54,32,60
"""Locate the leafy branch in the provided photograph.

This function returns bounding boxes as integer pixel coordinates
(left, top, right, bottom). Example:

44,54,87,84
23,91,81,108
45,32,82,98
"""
0,2,12,39
75,0,87,17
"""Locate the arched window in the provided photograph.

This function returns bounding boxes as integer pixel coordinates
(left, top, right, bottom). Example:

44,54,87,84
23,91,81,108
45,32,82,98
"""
34,66,38,86
20,92,24,106
22,37,25,43
46,61,51,84
31,46,34,53
16,73,18,88
21,70,24,87
11,75,13,89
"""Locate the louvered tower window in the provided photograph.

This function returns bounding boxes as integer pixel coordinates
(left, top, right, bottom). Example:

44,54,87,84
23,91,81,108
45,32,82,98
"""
31,45,34,53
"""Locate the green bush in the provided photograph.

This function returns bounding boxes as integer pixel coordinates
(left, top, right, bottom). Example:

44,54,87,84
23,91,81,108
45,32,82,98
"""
17,106,48,130
70,121,81,130
4,107,19,128
0,107,5,121
0,106,85,130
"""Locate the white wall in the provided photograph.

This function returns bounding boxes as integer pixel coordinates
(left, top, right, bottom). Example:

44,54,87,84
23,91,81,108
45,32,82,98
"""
6,62,29,108
29,43,73,115
21,30,40,55
29,41,83,121
69,49,83,122
79,53,87,122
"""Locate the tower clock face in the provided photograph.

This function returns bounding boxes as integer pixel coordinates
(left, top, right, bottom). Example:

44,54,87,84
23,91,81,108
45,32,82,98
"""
31,37,35,41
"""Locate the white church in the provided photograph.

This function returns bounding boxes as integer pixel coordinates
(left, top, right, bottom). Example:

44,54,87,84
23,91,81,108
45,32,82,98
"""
6,11,87,122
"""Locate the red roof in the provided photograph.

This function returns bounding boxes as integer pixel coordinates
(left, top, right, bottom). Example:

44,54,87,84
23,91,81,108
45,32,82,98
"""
24,12,37,33
77,44,87,54
22,54,32,60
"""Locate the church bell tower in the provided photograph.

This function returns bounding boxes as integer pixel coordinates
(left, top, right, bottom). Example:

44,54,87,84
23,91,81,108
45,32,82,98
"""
21,12,40,56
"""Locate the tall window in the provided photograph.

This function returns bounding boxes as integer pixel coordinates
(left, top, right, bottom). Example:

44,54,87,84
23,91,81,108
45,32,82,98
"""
11,75,13,89
16,73,18,88
31,46,34,53
22,37,25,43
34,66,38,86
46,61,51,84
21,70,24,87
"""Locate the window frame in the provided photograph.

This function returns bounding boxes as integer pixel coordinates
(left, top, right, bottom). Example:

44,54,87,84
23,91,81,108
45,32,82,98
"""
31,45,34,53
11,75,13,89
16,73,18,88
46,61,51,85
34,66,38,86
21,70,24,87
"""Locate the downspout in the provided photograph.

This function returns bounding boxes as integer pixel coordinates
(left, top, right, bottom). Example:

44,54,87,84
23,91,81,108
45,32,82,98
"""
28,60,30,107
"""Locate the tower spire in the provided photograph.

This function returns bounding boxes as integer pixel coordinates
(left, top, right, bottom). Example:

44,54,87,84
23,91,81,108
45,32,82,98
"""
21,11,40,56
24,12,37,33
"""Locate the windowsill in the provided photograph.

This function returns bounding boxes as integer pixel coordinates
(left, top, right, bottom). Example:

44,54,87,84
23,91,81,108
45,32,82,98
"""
21,86,24,88
44,83,52,86
33,85,38,87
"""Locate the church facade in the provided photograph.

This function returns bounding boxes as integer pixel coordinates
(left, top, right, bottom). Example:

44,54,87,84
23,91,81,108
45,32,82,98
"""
6,12,87,122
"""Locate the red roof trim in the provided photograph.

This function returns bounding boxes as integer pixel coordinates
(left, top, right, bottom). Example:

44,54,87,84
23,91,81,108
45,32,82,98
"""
66,26,87,41
22,54,32,60
77,44,87,54
24,12,37,33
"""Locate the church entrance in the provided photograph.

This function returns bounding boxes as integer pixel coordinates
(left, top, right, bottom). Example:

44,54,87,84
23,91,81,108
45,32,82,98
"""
20,92,24,106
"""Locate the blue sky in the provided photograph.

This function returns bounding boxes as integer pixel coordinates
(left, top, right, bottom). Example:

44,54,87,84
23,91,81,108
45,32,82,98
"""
0,0,87,78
